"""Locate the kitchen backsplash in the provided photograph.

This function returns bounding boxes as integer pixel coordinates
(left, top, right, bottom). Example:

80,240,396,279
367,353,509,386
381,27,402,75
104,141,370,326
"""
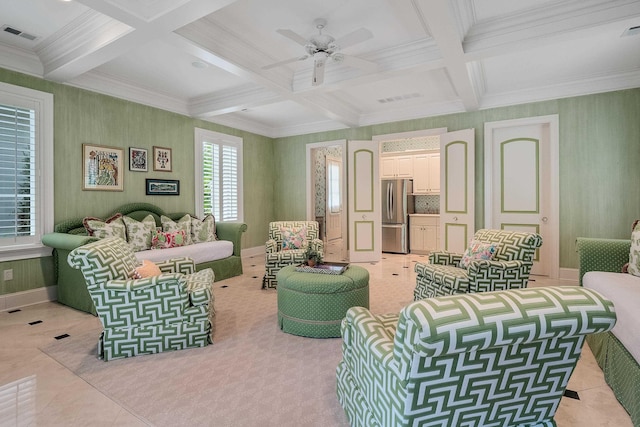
414,194,440,214
381,135,440,152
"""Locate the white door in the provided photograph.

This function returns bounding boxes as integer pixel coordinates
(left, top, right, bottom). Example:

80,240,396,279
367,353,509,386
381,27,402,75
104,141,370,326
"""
325,155,343,241
484,115,559,278
440,129,475,254
348,140,380,262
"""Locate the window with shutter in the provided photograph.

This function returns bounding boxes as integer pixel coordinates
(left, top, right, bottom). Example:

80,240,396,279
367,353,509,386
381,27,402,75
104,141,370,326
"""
0,82,53,261
195,128,243,222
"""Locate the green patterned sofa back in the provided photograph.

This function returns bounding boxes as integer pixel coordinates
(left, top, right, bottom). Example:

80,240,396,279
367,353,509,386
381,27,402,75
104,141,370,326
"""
67,237,139,289
473,228,543,262
268,221,320,244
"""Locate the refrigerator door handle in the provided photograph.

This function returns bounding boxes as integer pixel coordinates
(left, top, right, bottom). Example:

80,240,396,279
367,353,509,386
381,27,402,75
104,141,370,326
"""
386,182,391,221
389,182,394,221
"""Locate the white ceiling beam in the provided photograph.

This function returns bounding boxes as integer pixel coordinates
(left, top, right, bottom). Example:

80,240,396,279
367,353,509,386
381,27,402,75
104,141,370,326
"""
189,84,281,117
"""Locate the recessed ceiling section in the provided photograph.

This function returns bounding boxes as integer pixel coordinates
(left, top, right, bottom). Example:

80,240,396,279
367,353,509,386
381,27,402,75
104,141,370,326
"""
470,0,557,22
104,0,192,22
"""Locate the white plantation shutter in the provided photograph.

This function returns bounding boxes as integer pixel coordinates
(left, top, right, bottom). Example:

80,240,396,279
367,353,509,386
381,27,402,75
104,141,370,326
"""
195,128,243,222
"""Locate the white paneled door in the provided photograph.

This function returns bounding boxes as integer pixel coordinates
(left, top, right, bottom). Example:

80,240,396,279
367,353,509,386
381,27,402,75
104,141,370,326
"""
484,115,559,278
440,129,475,254
348,140,381,262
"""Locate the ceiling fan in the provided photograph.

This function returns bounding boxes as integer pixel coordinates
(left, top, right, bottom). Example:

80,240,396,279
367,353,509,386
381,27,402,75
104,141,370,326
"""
263,18,377,86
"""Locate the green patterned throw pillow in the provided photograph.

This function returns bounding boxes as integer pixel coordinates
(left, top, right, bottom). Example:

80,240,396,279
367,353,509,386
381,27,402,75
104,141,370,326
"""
628,220,640,277
191,214,216,243
122,214,156,252
161,214,192,245
83,213,126,240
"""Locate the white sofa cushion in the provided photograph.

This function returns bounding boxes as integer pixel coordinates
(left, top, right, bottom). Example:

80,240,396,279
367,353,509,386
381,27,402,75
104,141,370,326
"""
135,240,233,266
583,271,640,364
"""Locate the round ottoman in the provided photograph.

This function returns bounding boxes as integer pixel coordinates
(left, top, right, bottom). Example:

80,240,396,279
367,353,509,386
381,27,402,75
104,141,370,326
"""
277,265,369,338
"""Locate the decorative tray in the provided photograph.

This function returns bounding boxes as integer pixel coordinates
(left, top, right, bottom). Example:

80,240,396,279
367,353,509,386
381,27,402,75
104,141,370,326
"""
295,262,349,275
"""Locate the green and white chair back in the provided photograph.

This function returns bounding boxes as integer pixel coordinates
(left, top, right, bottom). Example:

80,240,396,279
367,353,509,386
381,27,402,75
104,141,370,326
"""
337,286,616,427
68,237,214,361
263,221,323,289
414,228,543,300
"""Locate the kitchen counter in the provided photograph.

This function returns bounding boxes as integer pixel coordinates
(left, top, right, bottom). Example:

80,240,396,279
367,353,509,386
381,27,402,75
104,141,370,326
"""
410,213,440,217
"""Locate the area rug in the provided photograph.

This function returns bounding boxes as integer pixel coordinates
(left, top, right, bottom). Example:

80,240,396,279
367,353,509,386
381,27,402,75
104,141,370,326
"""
39,261,417,426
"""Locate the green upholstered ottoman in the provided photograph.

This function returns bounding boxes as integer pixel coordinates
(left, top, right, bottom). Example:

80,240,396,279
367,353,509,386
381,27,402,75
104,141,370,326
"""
277,265,369,338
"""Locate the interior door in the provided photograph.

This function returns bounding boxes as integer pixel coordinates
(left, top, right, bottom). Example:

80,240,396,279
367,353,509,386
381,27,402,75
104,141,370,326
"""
325,155,343,241
440,129,475,254
484,115,559,277
348,140,380,262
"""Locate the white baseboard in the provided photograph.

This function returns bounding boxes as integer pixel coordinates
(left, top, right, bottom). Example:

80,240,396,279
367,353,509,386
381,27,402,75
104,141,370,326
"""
242,245,265,259
0,286,57,312
559,268,579,282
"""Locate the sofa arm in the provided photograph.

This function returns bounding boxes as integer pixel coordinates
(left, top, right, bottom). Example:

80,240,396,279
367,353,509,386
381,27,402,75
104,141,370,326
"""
42,232,97,252
155,257,196,275
428,251,462,266
216,222,247,257
576,237,631,285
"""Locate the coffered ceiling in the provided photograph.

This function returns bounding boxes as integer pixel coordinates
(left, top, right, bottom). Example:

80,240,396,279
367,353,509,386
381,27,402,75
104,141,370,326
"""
1,0,639,138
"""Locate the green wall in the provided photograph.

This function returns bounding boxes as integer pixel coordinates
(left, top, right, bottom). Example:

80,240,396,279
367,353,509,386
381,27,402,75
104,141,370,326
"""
0,68,275,296
274,88,640,270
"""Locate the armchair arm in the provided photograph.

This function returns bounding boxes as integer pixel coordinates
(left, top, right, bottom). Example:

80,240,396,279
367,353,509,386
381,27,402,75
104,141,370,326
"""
309,238,324,255
216,222,247,257
576,237,630,285
428,251,462,266
103,273,186,292
467,259,531,292
265,239,278,254
155,257,195,275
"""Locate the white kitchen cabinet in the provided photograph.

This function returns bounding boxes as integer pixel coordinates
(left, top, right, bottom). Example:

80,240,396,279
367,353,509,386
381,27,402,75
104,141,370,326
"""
412,152,440,193
410,215,440,253
381,155,413,178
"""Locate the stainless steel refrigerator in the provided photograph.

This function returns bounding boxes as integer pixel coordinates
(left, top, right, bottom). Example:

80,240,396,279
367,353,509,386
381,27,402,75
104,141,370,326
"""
382,179,414,253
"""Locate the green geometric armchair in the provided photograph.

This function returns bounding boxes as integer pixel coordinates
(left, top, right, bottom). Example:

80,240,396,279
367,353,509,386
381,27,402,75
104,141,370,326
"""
337,286,616,427
68,237,214,361
414,228,543,300
263,221,323,289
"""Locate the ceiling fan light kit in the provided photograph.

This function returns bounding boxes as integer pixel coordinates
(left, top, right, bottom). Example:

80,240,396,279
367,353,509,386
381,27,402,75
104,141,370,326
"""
264,18,376,86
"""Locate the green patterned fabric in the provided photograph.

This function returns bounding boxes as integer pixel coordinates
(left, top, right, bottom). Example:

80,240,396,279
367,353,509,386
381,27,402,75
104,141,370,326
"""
122,214,156,251
576,237,630,285
67,237,214,361
277,265,369,338
191,214,216,243
162,214,193,245
337,286,616,427
263,221,324,289
414,228,542,300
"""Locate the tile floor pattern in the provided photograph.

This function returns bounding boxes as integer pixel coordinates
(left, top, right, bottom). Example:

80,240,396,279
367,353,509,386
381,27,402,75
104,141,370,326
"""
0,242,633,426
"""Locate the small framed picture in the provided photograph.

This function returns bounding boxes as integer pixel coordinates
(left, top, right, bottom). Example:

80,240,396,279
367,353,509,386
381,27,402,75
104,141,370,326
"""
153,146,172,172
146,179,180,195
129,147,148,172
82,143,124,191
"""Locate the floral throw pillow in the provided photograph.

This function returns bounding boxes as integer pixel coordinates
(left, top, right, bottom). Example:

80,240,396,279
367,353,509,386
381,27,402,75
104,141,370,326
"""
122,215,156,252
280,226,307,250
191,214,216,243
83,213,126,240
628,220,640,277
161,214,192,245
152,229,187,249
458,240,497,269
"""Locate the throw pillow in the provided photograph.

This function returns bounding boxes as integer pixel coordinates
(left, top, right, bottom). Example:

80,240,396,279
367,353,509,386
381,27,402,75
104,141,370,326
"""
280,225,307,250
458,240,497,269
130,260,162,279
83,213,126,240
122,215,156,252
161,214,192,245
152,229,187,249
628,220,640,277
191,214,217,243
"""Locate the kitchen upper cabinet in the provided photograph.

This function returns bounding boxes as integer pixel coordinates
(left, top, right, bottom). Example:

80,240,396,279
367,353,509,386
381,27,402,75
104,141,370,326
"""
413,152,440,193
410,215,440,254
381,155,413,178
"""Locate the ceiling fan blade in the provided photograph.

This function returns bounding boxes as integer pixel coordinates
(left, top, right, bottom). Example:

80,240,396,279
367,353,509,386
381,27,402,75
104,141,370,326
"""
262,55,309,70
276,29,309,46
334,28,373,49
338,54,378,73
312,56,326,86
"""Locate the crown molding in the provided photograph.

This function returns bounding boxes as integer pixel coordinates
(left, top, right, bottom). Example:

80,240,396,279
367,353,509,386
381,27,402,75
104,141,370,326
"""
0,43,43,77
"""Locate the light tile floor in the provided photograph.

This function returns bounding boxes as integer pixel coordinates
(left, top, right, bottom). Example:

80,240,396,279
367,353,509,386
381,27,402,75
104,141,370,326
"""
0,243,633,426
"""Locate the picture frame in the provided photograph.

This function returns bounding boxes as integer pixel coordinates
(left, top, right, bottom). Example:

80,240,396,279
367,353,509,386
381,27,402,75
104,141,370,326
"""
153,146,172,172
82,143,124,191
129,147,148,172
146,178,180,196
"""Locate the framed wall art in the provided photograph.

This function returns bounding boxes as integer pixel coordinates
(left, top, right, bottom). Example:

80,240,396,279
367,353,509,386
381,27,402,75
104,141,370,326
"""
153,146,172,172
129,147,148,172
146,179,180,195
82,143,124,191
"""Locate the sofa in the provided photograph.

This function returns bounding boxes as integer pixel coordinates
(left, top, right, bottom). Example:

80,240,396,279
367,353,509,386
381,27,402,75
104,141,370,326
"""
337,286,616,427
68,237,214,361
577,237,640,426
42,203,247,315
